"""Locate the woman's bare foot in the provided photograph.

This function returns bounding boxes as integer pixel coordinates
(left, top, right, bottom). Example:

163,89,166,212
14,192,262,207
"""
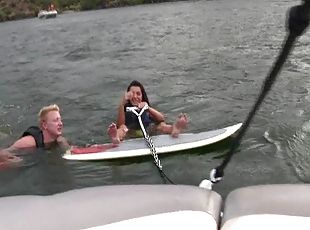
171,113,188,137
107,123,121,144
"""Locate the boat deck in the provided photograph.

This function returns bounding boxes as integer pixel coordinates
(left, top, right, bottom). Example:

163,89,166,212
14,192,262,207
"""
1,184,310,229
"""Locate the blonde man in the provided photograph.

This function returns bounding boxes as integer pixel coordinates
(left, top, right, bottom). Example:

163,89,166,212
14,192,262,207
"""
0,104,70,169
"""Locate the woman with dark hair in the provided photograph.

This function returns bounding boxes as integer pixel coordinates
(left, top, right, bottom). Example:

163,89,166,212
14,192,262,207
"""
107,80,188,144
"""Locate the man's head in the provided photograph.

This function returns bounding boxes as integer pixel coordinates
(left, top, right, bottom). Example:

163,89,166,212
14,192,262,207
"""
38,104,63,138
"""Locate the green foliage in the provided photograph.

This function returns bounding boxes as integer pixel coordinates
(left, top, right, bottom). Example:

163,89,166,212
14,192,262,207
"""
126,0,144,5
56,0,80,8
33,0,51,6
109,0,145,7
80,0,101,10
2,6,11,16
0,9,7,22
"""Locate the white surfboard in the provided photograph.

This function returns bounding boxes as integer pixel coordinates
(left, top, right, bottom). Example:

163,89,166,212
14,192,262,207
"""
63,123,242,161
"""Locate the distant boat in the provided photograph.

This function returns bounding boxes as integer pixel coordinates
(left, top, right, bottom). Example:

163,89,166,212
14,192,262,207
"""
37,10,57,19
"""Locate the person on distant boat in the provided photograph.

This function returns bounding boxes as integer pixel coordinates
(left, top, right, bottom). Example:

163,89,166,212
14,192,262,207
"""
0,104,70,169
50,3,55,11
48,3,55,11
107,80,188,144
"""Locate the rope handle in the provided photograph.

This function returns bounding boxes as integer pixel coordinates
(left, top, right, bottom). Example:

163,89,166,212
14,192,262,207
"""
126,105,149,116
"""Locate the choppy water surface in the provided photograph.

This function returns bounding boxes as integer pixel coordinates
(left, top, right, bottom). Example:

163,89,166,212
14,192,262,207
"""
1,0,309,197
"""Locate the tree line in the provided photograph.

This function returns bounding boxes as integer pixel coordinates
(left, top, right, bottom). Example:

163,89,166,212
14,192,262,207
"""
0,0,180,22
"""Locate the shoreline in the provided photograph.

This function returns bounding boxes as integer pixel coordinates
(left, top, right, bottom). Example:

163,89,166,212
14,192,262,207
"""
0,0,184,23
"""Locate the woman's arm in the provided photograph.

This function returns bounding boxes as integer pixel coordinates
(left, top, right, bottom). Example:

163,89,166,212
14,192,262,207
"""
116,91,130,127
147,106,165,123
137,101,165,122
116,103,125,127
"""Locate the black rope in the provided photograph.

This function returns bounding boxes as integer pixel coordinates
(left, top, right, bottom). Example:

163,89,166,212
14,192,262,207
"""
210,1,310,182
158,168,175,184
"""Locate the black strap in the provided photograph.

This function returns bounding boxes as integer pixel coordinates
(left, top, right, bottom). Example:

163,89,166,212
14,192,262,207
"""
22,126,44,148
210,1,310,183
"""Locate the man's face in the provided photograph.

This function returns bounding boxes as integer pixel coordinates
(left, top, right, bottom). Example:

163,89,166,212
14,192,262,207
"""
42,111,63,137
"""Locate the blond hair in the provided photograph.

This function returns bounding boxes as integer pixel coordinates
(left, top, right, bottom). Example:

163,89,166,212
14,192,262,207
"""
38,104,60,124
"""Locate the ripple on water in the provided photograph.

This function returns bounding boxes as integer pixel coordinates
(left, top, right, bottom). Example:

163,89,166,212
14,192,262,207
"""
270,120,310,182
64,45,92,61
0,0,304,195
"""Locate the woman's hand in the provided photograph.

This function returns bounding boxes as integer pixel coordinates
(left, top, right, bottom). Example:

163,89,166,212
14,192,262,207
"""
138,102,148,109
122,91,132,105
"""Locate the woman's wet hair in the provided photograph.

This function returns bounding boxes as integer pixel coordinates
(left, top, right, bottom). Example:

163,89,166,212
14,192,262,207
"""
127,80,150,105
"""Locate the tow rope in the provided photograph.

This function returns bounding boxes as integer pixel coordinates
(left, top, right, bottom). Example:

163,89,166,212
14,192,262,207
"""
206,0,310,185
127,105,174,184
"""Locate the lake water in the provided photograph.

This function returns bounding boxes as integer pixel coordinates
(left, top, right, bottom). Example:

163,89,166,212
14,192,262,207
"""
0,0,309,197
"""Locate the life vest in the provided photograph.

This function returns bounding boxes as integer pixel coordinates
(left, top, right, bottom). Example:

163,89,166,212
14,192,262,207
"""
124,103,153,130
21,126,45,148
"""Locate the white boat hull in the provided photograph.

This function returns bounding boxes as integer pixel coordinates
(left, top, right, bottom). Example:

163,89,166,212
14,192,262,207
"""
0,184,310,229
38,10,57,19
